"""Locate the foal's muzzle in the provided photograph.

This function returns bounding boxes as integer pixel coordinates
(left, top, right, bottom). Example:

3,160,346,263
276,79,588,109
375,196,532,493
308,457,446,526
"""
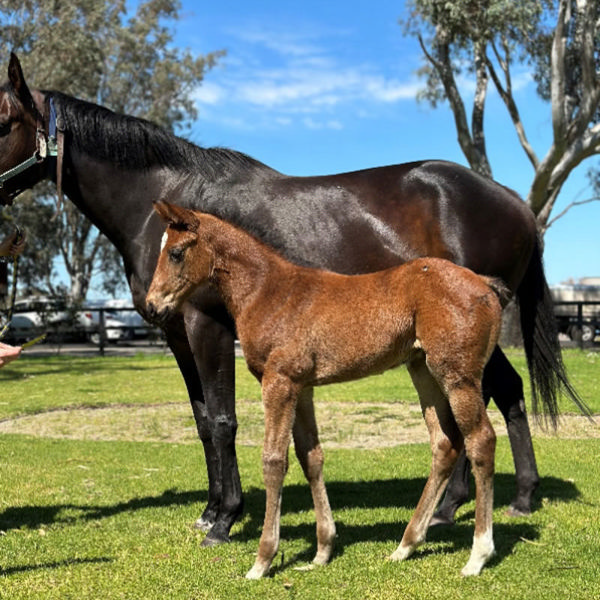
146,301,173,326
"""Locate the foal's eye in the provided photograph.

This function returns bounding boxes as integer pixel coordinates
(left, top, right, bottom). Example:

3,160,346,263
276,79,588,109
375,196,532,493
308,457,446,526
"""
168,247,185,264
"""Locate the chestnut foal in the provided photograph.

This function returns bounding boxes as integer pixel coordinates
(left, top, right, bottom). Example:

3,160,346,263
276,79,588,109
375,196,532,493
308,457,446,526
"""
146,201,505,579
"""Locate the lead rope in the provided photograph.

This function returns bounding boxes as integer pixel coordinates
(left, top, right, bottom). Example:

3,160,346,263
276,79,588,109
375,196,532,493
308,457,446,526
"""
0,228,46,348
0,230,21,340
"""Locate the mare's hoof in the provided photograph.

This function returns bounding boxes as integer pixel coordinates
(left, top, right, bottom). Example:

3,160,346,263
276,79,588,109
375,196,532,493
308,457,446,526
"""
505,505,531,518
194,517,215,532
201,533,230,547
200,522,231,547
428,513,455,528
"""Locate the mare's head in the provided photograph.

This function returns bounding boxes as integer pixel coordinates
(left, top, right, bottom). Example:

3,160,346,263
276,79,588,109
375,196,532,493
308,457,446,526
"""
146,201,212,324
0,53,47,205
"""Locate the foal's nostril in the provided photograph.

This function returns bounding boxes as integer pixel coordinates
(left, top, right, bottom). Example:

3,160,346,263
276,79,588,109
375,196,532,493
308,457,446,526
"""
147,301,159,322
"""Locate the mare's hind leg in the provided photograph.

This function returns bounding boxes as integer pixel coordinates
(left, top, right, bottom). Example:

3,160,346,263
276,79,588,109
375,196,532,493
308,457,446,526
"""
432,346,538,525
293,387,336,567
390,356,463,561
485,347,538,516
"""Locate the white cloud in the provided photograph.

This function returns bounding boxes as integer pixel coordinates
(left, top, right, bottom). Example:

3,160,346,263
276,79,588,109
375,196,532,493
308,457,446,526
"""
193,81,225,105
194,24,420,130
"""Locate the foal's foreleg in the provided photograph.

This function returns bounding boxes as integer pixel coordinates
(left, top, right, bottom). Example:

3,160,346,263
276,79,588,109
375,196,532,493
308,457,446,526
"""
293,387,336,567
246,372,299,580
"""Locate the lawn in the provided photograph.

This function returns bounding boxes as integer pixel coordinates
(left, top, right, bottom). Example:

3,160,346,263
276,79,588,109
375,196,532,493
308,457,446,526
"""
0,349,598,599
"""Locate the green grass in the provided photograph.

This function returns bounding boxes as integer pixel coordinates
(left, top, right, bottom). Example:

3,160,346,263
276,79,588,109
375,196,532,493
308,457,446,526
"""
0,348,598,599
0,348,597,417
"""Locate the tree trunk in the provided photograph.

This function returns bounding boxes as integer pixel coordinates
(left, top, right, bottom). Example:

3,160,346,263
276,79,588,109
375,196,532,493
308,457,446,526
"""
499,298,523,347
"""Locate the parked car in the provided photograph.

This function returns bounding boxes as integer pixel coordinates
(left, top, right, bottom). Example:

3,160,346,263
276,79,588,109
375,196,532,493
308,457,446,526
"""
88,310,128,344
102,298,159,340
7,296,95,343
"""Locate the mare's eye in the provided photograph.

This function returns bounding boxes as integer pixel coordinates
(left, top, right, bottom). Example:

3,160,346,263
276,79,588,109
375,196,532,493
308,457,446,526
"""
0,120,11,137
168,247,185,264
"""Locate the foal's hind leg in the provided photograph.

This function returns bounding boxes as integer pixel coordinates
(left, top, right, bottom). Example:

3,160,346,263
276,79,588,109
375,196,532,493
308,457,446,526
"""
293,387,336,567
445,381,496,576
390,358,463,562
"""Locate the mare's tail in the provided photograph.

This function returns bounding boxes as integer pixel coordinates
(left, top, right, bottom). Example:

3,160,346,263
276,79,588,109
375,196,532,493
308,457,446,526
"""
516,236,591,426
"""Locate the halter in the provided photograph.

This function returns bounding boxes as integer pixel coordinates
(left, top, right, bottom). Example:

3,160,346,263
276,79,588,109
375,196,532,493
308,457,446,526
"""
0,96,64,206
0,97,64,342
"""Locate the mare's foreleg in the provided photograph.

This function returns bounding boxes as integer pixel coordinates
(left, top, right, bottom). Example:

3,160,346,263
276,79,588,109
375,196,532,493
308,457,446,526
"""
246,371,299,580
183,309,243,545
292,387,336,567
166,329,223,533
390,358,462,562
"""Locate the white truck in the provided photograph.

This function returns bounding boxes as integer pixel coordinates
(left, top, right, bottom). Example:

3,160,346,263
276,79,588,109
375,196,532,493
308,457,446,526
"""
551,277,600,345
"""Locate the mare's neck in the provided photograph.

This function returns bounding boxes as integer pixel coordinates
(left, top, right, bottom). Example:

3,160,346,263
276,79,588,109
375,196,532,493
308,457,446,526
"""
200,215,287,319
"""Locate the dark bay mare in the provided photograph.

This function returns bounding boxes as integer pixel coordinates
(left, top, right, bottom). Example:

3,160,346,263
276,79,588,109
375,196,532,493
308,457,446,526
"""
0,54,586,545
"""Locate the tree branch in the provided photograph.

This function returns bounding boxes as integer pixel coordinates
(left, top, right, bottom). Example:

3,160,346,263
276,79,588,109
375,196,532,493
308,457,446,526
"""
551,0,569,148
545,196,600,230
487,37,539,168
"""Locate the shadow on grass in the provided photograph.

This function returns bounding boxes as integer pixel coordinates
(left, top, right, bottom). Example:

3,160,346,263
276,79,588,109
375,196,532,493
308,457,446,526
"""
0,488,207,532
238,473,579,573
0,557,113,577
0,473,580,576
0,474,579,534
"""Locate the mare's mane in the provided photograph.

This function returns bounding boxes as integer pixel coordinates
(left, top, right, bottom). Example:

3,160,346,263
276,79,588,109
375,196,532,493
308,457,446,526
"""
48,91,273,181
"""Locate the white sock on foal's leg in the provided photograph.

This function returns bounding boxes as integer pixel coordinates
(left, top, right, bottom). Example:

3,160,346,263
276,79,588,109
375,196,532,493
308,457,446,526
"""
461,526,495,576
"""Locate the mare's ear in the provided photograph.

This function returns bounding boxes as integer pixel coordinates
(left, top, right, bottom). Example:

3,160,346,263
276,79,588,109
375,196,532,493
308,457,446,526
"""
8,53,34,107
153,200,200,232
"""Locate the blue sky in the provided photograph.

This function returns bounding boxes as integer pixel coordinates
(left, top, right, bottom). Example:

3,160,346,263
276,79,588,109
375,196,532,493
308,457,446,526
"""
170,1,599,286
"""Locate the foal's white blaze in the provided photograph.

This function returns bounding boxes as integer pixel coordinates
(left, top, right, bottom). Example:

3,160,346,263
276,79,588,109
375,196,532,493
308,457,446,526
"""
160,230,168,252
461,526,495,576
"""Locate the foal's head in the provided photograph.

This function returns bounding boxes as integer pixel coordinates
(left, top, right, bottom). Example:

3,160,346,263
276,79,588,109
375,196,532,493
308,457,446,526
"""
146,201,211,323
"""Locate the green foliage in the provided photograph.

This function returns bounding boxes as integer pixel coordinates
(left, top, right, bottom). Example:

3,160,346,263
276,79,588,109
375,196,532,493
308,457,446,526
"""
401,0,548,106
0,1,222,301
401,0,600,229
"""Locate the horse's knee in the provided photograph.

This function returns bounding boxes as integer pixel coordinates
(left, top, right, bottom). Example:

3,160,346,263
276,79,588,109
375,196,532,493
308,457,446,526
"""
466,424,496,476
431,435,462,478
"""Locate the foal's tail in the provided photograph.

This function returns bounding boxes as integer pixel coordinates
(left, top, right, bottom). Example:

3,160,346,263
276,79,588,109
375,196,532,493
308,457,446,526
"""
516,236,591,426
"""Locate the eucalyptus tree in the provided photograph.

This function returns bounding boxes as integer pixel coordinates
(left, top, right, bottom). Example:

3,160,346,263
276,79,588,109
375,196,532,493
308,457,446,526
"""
401,0,600,233
0,0,222,301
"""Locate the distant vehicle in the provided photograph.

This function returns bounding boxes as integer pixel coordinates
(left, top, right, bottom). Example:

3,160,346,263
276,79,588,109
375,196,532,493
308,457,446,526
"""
5,296,95,343
551,278,600,344
101,298,158,340
88,310,127,344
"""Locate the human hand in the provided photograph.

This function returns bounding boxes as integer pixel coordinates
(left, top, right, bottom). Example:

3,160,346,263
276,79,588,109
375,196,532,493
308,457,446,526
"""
0,229,26,258
0,341,22,367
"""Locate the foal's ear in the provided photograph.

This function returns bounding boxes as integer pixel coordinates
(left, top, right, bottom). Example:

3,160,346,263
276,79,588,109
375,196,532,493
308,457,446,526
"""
8,53,33,106
153,200,200,232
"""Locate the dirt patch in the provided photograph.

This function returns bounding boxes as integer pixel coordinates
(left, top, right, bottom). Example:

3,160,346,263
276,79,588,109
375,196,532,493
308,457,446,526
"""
0,400,597,448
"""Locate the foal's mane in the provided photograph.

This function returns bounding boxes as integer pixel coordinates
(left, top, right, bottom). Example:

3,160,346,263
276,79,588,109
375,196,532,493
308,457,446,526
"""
48,91,272,180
